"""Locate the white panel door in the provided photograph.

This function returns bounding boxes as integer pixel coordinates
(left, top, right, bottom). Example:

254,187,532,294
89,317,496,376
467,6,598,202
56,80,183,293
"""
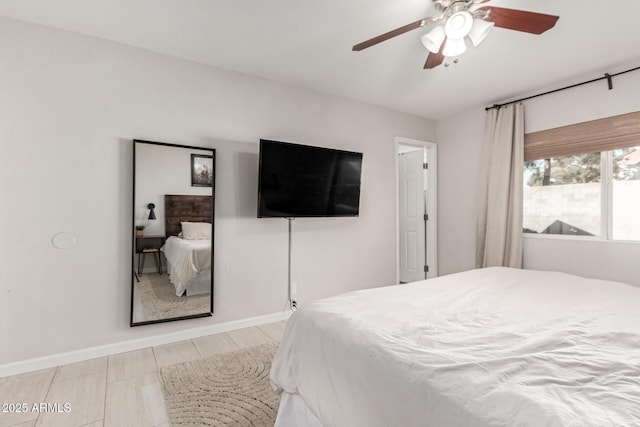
398,149,426,283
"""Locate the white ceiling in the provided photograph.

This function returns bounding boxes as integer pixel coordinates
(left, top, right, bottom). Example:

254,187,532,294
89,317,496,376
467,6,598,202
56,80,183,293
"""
1,0,640,120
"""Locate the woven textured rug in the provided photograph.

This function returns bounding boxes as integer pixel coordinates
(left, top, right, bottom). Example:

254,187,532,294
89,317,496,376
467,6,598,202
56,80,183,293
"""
134,273,210,322
159,343,281,426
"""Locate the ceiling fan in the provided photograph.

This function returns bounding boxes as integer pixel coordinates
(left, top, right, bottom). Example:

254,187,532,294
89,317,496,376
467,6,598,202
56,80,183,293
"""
352,0,559,69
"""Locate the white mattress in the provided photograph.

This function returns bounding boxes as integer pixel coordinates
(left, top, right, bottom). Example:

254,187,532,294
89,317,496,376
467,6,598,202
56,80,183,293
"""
161,236,211,296
270,267,640,427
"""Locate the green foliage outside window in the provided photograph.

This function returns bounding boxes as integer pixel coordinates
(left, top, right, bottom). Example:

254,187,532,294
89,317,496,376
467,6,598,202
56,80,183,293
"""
525,148,640,187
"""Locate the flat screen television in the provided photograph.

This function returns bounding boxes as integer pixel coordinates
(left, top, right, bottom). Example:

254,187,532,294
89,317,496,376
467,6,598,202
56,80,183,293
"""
257,139,363,218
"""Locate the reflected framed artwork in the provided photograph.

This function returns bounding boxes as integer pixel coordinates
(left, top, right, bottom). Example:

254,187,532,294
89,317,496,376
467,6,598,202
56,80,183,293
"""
191,154,214,187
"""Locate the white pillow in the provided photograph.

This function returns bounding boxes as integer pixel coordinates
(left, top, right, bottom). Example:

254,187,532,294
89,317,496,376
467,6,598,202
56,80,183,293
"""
180,222,211,240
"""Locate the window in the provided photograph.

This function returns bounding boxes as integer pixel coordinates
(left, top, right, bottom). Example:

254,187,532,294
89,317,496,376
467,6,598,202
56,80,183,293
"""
522,111,640,241
524,152,602,237
611,147,640,240
524,147,640,240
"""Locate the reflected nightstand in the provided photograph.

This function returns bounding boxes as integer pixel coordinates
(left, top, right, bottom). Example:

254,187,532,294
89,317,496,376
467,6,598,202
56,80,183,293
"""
136,235,165,275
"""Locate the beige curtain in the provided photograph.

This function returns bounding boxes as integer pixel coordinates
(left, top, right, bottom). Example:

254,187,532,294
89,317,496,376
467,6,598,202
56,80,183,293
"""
476,103,524,268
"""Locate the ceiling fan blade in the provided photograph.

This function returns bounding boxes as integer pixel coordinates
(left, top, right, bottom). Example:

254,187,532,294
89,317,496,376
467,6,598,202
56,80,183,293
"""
424,49,444,70
424,37,445,70
353,17,430,51
479,6,560,34
478,6,559,35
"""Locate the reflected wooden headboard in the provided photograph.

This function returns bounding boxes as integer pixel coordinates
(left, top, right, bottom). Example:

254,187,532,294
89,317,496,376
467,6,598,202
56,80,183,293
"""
164,195,213,238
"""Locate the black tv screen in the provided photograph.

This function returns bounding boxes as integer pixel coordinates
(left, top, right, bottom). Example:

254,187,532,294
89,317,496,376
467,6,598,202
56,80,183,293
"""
257,139,363,218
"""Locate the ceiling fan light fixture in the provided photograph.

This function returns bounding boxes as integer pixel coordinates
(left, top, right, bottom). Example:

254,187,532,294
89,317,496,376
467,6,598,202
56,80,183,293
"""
444,10,473,39
442,37,467,57
468,19,494,47
421,25,446,53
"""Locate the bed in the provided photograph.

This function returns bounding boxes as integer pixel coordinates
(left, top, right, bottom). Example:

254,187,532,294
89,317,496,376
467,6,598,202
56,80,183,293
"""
161,194,213,297
270,267,640,426
162,235,211,296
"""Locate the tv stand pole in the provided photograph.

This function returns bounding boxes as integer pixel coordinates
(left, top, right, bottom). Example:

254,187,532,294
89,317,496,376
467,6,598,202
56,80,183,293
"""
286,217,297,310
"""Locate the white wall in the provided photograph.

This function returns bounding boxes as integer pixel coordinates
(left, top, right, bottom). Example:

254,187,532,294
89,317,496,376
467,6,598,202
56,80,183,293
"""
436,64,640,285
435,108,485,275
135,143,212,237
0,17,435,364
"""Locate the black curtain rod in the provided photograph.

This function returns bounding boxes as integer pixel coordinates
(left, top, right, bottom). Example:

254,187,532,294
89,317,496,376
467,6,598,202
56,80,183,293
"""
485,65,640,111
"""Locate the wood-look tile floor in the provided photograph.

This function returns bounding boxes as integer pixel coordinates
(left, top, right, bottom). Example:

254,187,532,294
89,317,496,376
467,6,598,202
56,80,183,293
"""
0,321,287,427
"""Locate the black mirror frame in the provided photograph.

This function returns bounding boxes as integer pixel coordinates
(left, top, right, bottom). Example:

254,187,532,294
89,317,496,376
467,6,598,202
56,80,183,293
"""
130,139,215,327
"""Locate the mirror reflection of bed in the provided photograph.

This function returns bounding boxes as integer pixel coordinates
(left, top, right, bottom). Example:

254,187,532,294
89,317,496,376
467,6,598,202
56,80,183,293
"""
131,140,215,326
162,195,212,297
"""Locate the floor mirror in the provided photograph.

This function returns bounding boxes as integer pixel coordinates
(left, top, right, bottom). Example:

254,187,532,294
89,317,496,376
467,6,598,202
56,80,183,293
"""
131,139,215,326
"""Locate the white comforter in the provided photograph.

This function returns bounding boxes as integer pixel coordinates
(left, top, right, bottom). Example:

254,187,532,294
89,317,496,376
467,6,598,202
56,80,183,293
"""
161,236,211,296
270,267,640,427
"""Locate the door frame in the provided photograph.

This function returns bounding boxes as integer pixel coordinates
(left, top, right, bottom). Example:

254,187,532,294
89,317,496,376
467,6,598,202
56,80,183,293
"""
395,137,438,284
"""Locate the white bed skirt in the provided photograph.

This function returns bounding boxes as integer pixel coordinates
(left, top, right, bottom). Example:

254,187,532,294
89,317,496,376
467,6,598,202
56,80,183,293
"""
186,271,210,296
275,392,323,427
165,263,211,296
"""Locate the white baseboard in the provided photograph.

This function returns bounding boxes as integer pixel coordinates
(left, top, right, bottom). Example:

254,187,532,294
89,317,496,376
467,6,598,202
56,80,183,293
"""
0,310,291,378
